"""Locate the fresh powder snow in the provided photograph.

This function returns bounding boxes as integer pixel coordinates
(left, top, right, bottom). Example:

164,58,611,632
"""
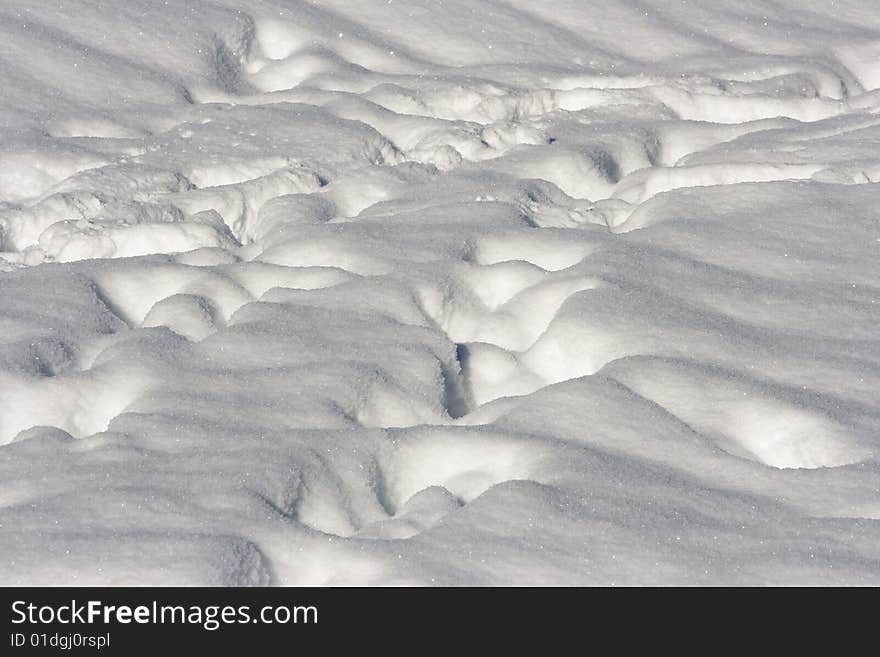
1,0,879,585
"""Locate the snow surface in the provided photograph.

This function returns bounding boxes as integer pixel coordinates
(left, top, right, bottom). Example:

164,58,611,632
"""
1,0,879,585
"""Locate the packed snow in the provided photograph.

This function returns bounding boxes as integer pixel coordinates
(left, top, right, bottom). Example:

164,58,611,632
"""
1,0,879,585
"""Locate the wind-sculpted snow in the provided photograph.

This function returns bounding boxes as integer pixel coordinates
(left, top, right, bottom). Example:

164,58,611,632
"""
1,0,879,585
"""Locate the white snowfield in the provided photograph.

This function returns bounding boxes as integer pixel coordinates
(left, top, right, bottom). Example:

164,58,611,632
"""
1,1,879,586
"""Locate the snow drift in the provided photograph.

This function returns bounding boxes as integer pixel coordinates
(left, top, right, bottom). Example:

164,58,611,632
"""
1,0,880,585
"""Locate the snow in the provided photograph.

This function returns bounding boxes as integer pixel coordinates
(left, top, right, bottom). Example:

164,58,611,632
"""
1,0,879,585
